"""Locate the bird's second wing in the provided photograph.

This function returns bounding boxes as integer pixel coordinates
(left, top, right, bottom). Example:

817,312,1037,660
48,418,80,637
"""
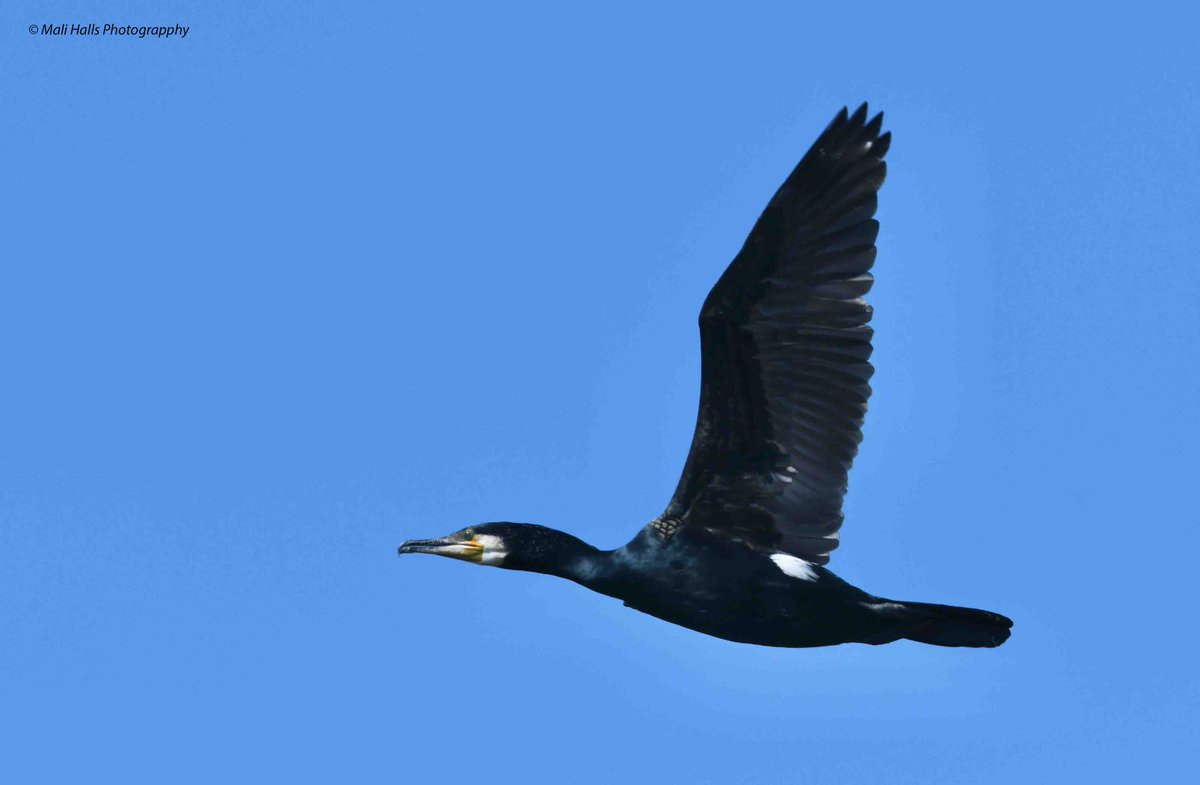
661,104,889,565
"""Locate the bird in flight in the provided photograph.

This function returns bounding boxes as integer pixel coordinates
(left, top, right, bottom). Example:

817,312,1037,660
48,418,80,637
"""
399,104,1012,648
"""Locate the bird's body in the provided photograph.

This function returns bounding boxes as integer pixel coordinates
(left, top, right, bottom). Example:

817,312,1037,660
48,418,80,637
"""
399,104,1013,649
590,529,888,648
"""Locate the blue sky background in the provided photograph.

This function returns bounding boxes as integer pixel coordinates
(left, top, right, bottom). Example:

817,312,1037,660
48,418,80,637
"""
3,2,1198,782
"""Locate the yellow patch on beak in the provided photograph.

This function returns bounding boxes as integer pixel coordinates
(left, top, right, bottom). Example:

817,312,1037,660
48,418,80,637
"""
445,540,484,563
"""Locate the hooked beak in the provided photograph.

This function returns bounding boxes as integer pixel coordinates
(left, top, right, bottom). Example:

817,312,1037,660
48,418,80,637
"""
397,537,484,563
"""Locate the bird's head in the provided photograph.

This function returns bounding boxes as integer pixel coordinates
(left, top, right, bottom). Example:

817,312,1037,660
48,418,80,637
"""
397,522,597,575
397,522,515,567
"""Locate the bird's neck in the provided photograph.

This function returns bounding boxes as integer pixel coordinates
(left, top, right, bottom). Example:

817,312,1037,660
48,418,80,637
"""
511,529,622,594
559,546,622,594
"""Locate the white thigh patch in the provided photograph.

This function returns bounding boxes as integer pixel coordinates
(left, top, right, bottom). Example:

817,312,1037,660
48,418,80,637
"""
769,553,818,581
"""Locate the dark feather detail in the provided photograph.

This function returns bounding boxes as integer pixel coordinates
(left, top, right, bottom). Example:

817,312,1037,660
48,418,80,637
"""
658,103,889,564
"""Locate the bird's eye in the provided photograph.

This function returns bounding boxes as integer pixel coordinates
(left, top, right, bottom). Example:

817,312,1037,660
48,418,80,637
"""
463,529,475,541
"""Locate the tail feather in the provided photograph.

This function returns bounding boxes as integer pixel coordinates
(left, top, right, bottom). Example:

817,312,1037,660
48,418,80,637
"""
883,600,1013,648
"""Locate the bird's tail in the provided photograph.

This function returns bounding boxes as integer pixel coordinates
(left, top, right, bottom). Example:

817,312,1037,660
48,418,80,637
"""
878,600,1013,648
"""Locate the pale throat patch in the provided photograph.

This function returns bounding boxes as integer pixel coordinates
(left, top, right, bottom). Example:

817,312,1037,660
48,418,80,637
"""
476,533,509,566
769,553,818,581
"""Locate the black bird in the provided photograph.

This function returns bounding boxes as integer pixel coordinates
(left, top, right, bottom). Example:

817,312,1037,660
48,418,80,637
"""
399,104,1012,648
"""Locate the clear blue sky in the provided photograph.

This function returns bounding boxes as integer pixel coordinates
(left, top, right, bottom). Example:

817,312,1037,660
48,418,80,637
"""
3,2,1198,782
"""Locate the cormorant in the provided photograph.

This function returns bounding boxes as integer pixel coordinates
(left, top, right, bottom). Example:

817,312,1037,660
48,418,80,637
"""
399,104,1013,648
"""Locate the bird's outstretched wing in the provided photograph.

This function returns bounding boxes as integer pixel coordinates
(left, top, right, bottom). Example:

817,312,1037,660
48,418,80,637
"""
660,104,889,564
